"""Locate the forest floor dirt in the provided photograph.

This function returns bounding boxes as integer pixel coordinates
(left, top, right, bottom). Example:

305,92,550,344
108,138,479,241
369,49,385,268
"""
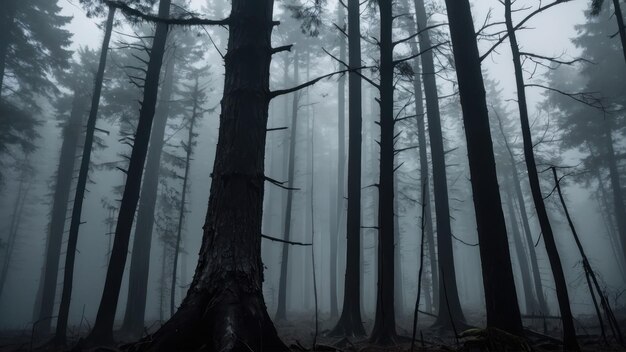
1,311,626,351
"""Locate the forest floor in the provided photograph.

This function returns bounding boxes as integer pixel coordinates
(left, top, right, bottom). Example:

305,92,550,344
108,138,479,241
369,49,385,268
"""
1,311,626,351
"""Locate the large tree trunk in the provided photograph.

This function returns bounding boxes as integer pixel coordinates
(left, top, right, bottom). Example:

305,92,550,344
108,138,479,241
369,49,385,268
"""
121,44,176,338
0,0,18,95
504,0,577,345
34,85,87,335
414,0,463,323
443,0,523,336
370,0,396,344
504,185,538,314
330,6,347,319
275,48,299,321
127,1,287,350
495,112,549,315
51,7,117,345
170,77,200,317
331,0,365,336
86,1,170,345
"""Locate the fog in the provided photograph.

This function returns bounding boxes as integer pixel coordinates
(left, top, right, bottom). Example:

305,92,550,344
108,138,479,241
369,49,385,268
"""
0,0,624,350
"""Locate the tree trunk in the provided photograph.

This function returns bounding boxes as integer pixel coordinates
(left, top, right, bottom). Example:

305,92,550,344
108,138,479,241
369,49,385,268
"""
86,1,170,345
331,0,365,335
52,7,116,345
275,48,299,321
495,112,549,315
0,164,29,299
122,44,176,338
603,119,626,273
612,0,626,63
504,184,538,314
0,0,18,95
443,0,523,336
414,0,462,322
170,77,200,317
35,85,87,335
402,0,438,313
393,174,404,315
127,1,287,350
331,6,347,319
370,0,396,344
504,0,577,344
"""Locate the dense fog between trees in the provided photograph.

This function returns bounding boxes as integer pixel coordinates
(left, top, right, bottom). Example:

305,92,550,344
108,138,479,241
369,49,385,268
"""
0,0,625,350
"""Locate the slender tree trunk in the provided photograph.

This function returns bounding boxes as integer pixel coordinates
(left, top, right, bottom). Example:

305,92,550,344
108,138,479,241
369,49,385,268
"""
612,0,626,63
303,47,313,311
415,0,461,322
0,0,18,95
170,78,199,317
504,0,577,344
393,174,404,315
331,0,365,335
443,0,523,336
122,45,176,338
370,0,396,344
504,184,538,314
402,0,438,312
35,86,87,335
331,6,347,319
495,113,549,315
129,1,287,350
276,48,299,321
86,1,170,345
0,166,29,299
52,7,116,345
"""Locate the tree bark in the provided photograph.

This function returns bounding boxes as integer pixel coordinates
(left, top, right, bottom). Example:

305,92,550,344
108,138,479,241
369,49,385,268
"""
504,0,578,345
86,1,170,345
51,7,116,345
275,48,299,321
121,44,176,338
443,0,523,336
127,1,287,350
612,0,626,63
331,0,365,336
370,0,397,344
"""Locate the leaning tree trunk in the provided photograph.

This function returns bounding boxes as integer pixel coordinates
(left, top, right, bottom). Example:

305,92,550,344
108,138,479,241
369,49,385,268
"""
121,44,176,338
330,6,347,319
495,112,549,315
170,77,201,316
0,0,18,95
443,0,523,336
127,1,288,350
86,1,170,345
331,0,365,335
612,0,626,63
414,0,465,324
504,0,578,345
35,86,87,335
52,7,116,346
275,48,299,321
370,0,397,345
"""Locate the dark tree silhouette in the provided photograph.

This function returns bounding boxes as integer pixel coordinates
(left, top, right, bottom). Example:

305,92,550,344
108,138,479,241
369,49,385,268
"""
442,0,524,336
